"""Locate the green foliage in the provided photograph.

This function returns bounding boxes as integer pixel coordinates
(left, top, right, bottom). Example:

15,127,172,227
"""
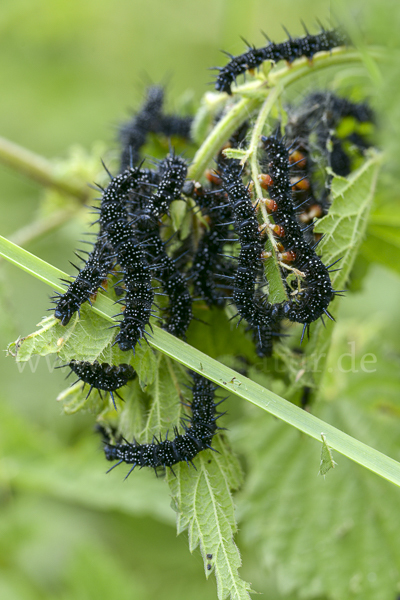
234,317,400,599
2,61,397,600
168,438,249,600
11,309,157,390
317,153,382,293
1,3,400,599
302,150,382,392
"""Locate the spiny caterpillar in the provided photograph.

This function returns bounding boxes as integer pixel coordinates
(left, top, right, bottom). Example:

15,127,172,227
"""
213,26,347,95
220,133,343,344
98,371,223,477
57,360,136,410
119,86,192,170
53,155,190,350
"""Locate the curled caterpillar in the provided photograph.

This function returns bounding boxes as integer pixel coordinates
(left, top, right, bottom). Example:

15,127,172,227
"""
262,134,340,338
214,27,347,95
221,135,340,344
98,372,223,477
58,360,136,410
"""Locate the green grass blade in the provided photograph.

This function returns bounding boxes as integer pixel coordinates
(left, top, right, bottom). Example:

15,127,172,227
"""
2,234,400,487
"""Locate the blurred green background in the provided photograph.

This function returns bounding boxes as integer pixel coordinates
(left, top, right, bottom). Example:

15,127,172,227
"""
1,1,400,599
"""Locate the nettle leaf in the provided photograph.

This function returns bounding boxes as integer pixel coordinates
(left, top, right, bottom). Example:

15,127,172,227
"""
302,150,382,389
236,326,400,600
121,353,187,444
11,306,157,413
316,150,382,292
104,354,249,598
167,436,250,600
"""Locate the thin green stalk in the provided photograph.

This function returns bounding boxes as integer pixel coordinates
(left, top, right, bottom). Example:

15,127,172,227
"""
247,86,288,302
188,97,260,181
0,136,88,200
269,47,380,88
2,234,400,489
9,208,77,248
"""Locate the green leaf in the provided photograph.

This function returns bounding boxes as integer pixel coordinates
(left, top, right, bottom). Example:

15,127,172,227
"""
167,436,250,600
236,324,400,600
316,150,382,294
10,301,156,416
133,354,186,443
319,433,337,476
303,150,383,388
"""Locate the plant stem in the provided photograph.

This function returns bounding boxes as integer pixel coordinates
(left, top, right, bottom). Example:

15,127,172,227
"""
9,208,77,248
0,136,88,201
188,97,260,181
247,85,288,302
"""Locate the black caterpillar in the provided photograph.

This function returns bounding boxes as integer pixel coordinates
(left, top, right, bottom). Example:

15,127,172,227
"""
189,122,249,307
58,360,136,410
120,86,192,170
53,153,190,350
52,237,114,326
220,160,275,347
221,133,341,344
261,134,339,339
98,371,223,477
98,167,156,351
283,91,374,225
127,153,193,337
214,27,348,95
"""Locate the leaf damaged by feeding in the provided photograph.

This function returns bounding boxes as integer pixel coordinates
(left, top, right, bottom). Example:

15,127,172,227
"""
10,304,156,412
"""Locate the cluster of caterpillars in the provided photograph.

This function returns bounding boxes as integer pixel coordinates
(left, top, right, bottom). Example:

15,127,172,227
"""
51,25,373,476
